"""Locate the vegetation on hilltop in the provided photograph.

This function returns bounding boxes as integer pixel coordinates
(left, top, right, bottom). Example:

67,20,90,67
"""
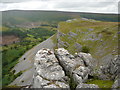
52,18,118,66
2,10,119,27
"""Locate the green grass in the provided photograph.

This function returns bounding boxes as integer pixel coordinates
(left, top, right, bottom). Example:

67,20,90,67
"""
86,79,114,88
55,18,118,59
2,10,118,27
81,46,90,53
2,26,56,87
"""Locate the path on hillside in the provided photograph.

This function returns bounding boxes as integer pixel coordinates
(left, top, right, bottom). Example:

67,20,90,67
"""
10,35,55,86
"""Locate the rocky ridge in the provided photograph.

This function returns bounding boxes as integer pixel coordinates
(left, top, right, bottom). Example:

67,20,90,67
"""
100,55,120,80
33,48,69,88
32,48,120,89
32,48,100,89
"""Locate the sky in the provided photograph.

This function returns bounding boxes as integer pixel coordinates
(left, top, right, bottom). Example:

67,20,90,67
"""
0,0,119,14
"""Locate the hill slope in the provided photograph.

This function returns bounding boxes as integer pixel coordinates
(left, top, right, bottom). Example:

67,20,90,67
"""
52,18,118,67
2,10,119,27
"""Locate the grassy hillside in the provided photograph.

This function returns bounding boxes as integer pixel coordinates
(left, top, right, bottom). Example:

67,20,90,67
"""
52,18,118,65
1,10,119,87
1,26,56,87
52,18,119,88
2,10,75,26
2,10,119,27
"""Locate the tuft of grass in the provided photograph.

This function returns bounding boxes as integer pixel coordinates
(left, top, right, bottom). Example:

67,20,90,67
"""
81,46,90,53
4,85,22,88
69,75,77,90
86,79,114,88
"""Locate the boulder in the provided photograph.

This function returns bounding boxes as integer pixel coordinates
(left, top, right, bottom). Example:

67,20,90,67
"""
33,48,69,88
58,32,66,37
68,32,77,37
112,78,120,88
55,48,91,84
58,39,69,48
100,55,120,80
33,48,98,88
76,52,95,76
74,43,82,52
77,52,93,67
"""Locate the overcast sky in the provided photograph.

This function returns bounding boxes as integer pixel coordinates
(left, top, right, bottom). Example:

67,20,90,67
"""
0,0,119,13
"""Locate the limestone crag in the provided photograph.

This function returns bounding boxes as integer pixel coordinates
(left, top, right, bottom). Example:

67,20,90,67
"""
100,55,120,80
33,48,99,89
55,48,91,84
33,48,69,88
67,32,77,37
57,31,69,48
112,78,120,88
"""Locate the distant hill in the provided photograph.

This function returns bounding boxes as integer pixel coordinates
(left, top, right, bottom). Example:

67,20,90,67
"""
2,10,119,27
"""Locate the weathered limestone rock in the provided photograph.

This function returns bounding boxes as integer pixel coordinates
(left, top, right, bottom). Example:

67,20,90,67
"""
55,48,92,84
33,48,69,88
74,43,82,52
58,32,66,37
33,48,99,89
77,52,93,68
112,78,120,88
77,52,94,76
100,55,120,80
58,39,69,48
68,32,77,37
57,31,69,48
76,83,99,88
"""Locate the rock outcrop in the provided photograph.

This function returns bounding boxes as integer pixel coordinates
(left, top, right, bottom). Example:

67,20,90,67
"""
99,55,120,80
33,48,69,88
55,48,91,84
33,48,99,89
67,32,77,37
112,78,120,88
32,48,120,89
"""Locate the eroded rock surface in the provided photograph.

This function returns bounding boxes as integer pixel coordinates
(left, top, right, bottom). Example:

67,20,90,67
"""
33,48,69,88
100,55,120,80
33,48,100,89
55,48,93,84
112,78,120,88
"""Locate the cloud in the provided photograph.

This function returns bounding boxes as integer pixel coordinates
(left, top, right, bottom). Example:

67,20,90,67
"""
0,0,119,13
1,0,119,3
